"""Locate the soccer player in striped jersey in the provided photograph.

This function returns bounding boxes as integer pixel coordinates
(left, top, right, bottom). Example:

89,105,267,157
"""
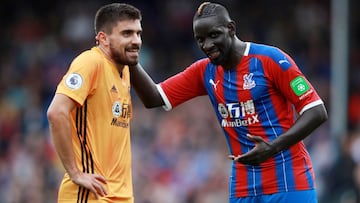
130,2,328,203
47,3,142,203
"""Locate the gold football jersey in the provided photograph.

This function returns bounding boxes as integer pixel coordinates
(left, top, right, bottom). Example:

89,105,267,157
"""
56,47,133,203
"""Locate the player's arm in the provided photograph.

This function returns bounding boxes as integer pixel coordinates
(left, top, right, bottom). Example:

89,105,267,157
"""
47,94,107,199
129,63,164,108
230,103,328,165
47,94,79,177
269,103,328,153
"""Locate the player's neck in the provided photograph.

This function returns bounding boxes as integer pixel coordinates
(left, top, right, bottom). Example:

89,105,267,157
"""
222,39,246,70
97,45,125,74
98,44,112,61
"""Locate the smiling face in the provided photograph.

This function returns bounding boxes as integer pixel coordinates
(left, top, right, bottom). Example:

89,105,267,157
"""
94,3,142,66
107,19,142,66
193,15,234,66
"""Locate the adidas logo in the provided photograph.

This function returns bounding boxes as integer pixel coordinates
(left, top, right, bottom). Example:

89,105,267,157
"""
111,85,118,93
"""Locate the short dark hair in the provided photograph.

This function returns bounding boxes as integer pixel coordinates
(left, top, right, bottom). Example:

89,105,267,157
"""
94,3,142,35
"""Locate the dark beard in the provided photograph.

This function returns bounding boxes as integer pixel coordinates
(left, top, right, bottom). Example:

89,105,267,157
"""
209,54,224,65
109,44,138,66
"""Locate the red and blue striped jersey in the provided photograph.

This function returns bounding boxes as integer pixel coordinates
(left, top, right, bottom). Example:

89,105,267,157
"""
157,42,323,197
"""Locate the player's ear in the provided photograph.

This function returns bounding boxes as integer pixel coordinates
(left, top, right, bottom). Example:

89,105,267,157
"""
96,31,109,46
228,21,236,36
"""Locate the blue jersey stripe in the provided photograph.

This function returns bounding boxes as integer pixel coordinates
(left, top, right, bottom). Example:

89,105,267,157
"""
305,160,314,188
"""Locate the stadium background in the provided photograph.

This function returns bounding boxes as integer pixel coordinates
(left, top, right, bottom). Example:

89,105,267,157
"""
0,0,359,202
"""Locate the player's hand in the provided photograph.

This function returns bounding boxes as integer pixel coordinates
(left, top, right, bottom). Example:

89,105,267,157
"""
228,134,276,165
70,172,108,199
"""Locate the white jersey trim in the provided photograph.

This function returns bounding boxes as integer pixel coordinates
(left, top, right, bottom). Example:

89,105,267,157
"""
156,84,172,111
243,42,250,56
299,100,323,115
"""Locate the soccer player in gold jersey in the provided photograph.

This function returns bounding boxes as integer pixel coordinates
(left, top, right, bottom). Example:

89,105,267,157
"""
47,3,142,203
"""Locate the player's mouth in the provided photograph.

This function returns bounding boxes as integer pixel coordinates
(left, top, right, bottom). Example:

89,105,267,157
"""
126,47,140,57
206,50,220,60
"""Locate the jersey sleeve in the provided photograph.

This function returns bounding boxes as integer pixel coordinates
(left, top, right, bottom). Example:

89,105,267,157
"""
267,48,323,115
158,59,209,110
56,50,101,106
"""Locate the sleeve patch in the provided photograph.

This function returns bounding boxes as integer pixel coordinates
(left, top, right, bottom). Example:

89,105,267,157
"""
65,73,83,89
290,76,310,96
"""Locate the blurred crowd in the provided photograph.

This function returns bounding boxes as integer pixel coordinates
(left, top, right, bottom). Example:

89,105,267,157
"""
0,0,359,202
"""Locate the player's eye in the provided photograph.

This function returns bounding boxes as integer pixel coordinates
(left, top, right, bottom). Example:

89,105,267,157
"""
196,37,204,44
137,31,142,37
122,30,132,37
210,32,219,38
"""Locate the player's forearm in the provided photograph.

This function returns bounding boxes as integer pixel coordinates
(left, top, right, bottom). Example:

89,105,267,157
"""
129,64,164,108
270,104,328,154
48,112,80,178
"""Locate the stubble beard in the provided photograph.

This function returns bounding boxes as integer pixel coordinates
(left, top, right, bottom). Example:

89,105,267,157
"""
110,44,138,66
